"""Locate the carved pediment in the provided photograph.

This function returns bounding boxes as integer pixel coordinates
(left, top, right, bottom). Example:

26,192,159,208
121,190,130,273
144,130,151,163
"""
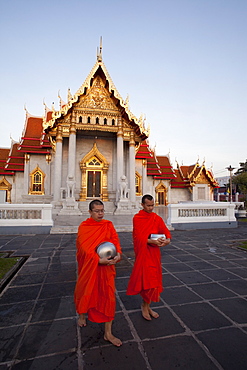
76,76,119,112
196,172,208,184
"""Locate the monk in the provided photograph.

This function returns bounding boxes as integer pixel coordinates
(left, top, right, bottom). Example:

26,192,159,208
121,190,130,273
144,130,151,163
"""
126,194,171,320
74,199,122,346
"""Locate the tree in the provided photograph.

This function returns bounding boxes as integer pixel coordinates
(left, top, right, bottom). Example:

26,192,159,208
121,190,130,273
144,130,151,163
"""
232,172,247,205
234,160,247,175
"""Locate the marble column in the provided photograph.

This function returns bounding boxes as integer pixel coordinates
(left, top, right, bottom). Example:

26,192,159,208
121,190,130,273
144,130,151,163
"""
45,154,51,195
23,154,30,194
142,159,147,195
117,120,124,197
68,113,76,181
129,131,136,203
53,125,63,202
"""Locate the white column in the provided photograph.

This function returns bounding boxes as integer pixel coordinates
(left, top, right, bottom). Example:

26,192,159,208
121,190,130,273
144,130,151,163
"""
45,154,51,195
23,154,30,194
142,159,147,195
129,131,136,203
117,120,124,190
53,125,63,202
68,115,76,179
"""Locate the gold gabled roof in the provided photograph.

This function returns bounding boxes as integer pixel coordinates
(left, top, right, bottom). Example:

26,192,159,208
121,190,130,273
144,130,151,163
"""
43,49,149,139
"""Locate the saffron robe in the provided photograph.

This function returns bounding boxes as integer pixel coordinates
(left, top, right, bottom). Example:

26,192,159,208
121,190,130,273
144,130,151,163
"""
74,218,121,323
126,210,171,303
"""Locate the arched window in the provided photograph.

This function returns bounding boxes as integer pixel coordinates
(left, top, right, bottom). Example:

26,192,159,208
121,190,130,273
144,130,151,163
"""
96,117,99,124
112,119,115,126
79,116,82,123
87,116,91,123
104,118,107,125
29,167,45,195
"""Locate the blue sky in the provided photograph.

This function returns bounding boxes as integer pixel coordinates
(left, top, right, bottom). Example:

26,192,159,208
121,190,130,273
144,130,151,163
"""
0,0,246,177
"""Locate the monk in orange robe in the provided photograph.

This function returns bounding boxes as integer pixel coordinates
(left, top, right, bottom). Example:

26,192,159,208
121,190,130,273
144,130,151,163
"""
74,199,122,346
127,194,171,320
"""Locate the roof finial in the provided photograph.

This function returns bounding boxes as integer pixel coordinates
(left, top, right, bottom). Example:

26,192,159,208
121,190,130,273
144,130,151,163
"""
97,36,103,62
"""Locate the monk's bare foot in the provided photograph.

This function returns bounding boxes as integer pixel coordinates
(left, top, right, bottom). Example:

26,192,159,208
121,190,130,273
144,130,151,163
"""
104,334,122,347
149,308,159,319
78,314,86,327
141,303,151,321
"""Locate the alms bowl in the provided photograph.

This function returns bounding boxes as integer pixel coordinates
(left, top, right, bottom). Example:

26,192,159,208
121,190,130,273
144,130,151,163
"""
96,242,117,259
149,234,166,241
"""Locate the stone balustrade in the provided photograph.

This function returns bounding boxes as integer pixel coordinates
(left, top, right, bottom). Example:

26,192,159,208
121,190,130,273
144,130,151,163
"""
167,201,237,229
0,204,53,234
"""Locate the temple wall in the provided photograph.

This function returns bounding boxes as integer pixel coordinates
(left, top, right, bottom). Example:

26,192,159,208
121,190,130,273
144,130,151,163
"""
170,188,191,203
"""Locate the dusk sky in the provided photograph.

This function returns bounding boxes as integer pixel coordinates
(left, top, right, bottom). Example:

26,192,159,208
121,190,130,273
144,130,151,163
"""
0,0,246,177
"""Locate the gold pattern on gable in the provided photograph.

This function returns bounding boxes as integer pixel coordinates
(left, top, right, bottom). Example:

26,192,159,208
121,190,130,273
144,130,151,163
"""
196,172,208,184
76,76,119,112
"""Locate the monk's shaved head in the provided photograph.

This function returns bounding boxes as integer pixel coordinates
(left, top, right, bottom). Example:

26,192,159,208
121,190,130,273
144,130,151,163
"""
89,199,104,211
141,194,153,204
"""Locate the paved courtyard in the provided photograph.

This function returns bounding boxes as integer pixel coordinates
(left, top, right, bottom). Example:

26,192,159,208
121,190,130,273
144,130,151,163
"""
0,221,247,369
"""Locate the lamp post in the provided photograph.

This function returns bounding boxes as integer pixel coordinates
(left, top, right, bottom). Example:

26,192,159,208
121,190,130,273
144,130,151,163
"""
226,165,235,203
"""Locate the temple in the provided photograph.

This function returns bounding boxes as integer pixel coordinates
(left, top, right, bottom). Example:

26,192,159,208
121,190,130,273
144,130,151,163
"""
0,43,218,215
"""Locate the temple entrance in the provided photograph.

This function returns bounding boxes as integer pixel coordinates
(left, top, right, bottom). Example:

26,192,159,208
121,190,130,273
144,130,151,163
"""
87,170,101,197
80,143,109,201
155,182,168,206
158,191,165,205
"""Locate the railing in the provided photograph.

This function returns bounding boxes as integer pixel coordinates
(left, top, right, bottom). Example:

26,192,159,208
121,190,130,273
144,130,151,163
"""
0,204,53,227
167,201,236,229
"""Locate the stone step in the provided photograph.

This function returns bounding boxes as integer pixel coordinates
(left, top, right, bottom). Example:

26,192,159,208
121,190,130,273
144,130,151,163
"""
50,224,132,234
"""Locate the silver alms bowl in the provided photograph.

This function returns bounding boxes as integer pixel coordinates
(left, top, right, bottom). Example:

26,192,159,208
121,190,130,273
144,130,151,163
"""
96,242,117,259
149,234,166,241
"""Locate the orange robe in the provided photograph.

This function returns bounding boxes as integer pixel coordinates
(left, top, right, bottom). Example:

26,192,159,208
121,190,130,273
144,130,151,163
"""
74,218,121,323
126,210,171,303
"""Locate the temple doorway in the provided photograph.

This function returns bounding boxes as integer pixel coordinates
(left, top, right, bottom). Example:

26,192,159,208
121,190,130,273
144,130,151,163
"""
87,170,101,197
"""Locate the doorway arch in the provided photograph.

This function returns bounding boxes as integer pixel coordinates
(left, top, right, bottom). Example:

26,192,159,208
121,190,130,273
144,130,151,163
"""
79,143,109,201
155,182,168,205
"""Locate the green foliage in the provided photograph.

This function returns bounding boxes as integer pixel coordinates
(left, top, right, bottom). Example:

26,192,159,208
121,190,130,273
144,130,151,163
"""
0,257,19,279
235,160,247,175
232,172,247,196
238,241,247,250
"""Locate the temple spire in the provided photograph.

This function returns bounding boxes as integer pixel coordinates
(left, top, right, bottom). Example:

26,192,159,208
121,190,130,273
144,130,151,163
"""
97,36,103,62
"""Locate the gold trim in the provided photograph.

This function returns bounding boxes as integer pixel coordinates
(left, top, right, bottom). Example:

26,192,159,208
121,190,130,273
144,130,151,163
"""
0,177,12,203
79,143,109,201
29,166,45,195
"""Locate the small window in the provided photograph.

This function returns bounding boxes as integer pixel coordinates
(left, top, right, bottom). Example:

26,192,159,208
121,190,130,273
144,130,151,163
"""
135,172,142,195
87,116,91,123
96,117,99,124
79,116,82,123
112,119,115,126
104,118,107,125
29,167,45,195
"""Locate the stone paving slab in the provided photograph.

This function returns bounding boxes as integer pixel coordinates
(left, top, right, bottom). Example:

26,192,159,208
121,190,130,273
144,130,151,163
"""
0,221,247,369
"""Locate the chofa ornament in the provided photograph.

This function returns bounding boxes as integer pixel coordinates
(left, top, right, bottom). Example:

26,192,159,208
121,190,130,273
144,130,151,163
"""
96,242,117,259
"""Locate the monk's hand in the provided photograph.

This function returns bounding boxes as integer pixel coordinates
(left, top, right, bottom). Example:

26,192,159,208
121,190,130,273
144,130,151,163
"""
107,253,121,265
99,253,121,265
157,237,170,247
99,257,112,265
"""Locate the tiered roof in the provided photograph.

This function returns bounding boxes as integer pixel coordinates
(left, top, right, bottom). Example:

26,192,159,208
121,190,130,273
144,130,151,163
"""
155,156,176,180
135,141,162,176
4,142,25,173
0,148,13,175
0,111,52,175
171,162,219,188
19,112,51,154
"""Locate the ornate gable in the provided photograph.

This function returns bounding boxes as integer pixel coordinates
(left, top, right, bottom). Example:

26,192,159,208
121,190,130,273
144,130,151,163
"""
76,75,119,113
